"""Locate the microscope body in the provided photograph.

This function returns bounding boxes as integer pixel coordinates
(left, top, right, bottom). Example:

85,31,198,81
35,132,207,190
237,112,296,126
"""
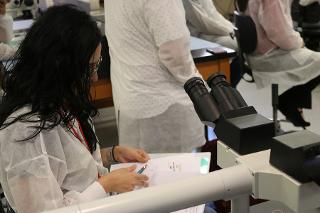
270,130,320,185
218,140,320,213
215,106,274,154
185,73,320,212
185,74,275,155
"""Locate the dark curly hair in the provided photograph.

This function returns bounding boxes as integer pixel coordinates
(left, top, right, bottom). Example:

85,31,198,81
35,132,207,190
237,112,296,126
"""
0,5,102,153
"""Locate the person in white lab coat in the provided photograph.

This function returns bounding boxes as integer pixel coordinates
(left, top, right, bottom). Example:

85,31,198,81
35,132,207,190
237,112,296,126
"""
182,0,246,88
0,5,149,213
244,0,320,127
182,0,237,50
105,0,206,153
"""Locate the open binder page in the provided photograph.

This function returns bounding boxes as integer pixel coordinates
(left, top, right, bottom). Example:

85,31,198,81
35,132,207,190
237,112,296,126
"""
110,153,211,213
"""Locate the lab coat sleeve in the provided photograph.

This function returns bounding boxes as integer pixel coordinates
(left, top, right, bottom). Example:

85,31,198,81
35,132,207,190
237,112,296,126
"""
144,0,203,84
5,136,107,213
258,0,303,50
183,0,234,36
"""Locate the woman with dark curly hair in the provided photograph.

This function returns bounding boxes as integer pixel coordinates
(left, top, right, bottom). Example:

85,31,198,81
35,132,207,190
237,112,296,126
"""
0,5,149,213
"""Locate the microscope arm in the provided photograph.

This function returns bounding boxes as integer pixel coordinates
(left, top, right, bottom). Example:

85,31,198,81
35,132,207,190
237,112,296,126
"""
45,165,252,213
218,141,320,213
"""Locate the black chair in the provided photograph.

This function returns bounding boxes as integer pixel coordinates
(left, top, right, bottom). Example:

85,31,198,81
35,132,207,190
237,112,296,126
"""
233,11,283,134
299,3,320,51
233,0,256,78
233,11,256,79
292,0,320,51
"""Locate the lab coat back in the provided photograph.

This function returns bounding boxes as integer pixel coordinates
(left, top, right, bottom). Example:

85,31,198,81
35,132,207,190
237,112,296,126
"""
105,0,205,153
105,0,199,119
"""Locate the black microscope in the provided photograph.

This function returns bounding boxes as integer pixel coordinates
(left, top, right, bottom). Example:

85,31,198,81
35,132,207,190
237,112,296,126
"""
184,73,320,185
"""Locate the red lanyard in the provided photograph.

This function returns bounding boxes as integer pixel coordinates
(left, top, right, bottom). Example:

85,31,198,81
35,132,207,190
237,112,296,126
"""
68,119,101,178
69,119,91,153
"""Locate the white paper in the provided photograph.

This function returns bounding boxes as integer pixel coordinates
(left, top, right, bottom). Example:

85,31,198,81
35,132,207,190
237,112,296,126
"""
110,153,211,213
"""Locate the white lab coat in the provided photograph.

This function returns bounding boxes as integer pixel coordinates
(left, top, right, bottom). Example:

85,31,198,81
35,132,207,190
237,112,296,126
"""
105,0,205,153
246,0,320,89
0,107,109,213
182,0,237,50
0,14,15,60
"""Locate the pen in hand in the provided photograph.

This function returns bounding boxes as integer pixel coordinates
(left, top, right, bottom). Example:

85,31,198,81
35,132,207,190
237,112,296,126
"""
137,164,147,174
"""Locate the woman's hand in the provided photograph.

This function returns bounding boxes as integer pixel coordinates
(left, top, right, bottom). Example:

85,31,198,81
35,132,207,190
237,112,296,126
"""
98,165,149,193
114,146,150,163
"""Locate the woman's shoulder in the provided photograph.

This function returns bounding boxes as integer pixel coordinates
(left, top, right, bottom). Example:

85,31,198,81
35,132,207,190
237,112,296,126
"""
1,106,44,141
0,107,69,178
0,106,70,157
6,105,40,123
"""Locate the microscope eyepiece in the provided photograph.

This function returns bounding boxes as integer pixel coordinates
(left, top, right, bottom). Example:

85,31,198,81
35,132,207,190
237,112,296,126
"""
207,73,248,113
184,77,205,94
185,73,274,155
207,73,229,88
184,77,220,127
